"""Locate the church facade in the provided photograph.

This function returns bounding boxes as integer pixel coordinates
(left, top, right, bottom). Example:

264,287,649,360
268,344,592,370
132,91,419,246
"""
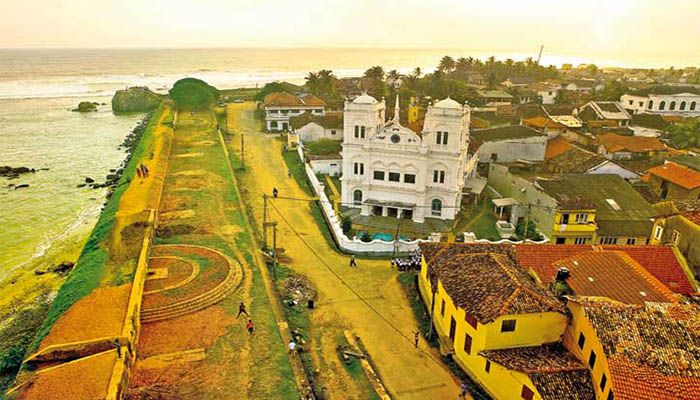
340,94,471,223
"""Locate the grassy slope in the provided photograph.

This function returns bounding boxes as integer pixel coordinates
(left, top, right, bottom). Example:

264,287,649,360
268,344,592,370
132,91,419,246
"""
27,104,165,353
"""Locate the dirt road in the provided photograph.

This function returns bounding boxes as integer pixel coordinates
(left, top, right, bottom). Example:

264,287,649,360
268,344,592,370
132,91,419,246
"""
227,102,462,399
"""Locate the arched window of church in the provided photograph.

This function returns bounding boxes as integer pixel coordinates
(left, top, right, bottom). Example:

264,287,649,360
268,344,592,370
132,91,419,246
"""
648,100,653,110
691,101,697,111
680,101,687,111
431,199,442,217
659,101,666,110
353,190,363,206
670,101,676,111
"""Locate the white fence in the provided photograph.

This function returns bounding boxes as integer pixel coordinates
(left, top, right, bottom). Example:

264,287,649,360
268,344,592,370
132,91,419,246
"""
297,145,430,254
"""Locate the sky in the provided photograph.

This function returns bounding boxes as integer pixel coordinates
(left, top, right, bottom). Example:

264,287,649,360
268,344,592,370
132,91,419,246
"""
2,0,699,65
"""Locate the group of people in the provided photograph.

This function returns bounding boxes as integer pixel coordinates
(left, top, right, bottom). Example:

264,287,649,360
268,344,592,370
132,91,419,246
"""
136,162,150,179
237,302,255,335
391,249,422,271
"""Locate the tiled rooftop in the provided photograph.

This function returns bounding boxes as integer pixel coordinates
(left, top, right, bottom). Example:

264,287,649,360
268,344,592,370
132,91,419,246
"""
647,162,700,190
480,343,595,400
515,244,696,295
550,251,678,304
574,299,700,400
420,243,564,323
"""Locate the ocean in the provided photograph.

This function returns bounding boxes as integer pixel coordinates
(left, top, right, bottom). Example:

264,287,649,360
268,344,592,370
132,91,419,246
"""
0,47,689,281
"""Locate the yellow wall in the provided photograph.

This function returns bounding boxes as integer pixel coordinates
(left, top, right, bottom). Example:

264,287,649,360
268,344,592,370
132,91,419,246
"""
408,97,420,124
563,302,613,400
551,210,596,244
419,260,568,400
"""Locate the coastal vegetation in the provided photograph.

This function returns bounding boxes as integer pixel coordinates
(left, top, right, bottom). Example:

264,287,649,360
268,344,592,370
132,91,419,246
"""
169,78,219,110
72,101,99,112
112,87,162,113
665,118,700,149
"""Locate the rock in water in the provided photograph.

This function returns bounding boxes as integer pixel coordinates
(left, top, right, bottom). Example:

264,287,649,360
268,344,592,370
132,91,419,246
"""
72,101,98,112
111,87,162,113
85,177,95,183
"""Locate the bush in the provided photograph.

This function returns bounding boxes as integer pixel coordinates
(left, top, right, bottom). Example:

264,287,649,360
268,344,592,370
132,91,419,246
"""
359,232,372,242
169,78,219,110
515,220,543,241
341,216,352,235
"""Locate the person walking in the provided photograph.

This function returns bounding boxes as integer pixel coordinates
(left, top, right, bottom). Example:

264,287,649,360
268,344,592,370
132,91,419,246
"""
246,319,255,335
288,339,296,353
273,187,279,198
237,302,249,318
459,381,468,399
113,339,122,358
413,330,420,348
349,255,357,268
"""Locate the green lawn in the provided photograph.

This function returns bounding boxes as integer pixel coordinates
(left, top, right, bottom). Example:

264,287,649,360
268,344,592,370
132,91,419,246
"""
304,139,341,156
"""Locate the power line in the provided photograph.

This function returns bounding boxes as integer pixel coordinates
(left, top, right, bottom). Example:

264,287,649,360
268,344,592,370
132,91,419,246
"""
267,201,489,399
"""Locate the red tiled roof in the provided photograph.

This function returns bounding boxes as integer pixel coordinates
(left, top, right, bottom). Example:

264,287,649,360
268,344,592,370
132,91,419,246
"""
598,132,666,153
550,251,677,304
524,116,566,130
263,92,326,107
647,162,700,190
575,300,700,400
545,136,572,160
514,244,696,295
683,210,700,225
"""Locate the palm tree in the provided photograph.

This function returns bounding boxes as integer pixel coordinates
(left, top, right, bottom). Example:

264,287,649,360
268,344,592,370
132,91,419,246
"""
364,66,385,81
411,67,422,79
456,57,471,74
666,118,700,149
305,71,321,94
438,56,455,74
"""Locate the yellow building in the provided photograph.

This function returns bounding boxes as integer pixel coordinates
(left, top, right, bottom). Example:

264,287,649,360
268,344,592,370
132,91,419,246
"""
551,207,597,245
407,96,420,124
563,298,700,400
418,243,595,400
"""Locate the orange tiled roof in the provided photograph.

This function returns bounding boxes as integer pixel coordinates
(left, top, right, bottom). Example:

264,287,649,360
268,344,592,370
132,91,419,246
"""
550,251,677,304
419,243,565,323
514,244,696,295
575,300,700,400
524,116,566,130
647,162,700,190
598,132,666,153
263,92,326,107
545,136,572,160
683,210,700,225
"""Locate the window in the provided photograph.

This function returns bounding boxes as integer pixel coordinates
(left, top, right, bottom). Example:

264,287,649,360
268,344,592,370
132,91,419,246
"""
578,332,586,349
600,237,618,245
575,213,588,223
404,174,416,184
353,190,363,206
626,238,637,245
521,385,534,400
436,131,449,145
691,101,697,111
574,237,588,245
463,333,472,355
681,101,687,111
671,230,681,244
440,299,446,317
659,101,666,110
270,109,279,114
331,130,337,135
561,213,570,224
639,101,643,107
270,121,278,128
628,100,633,106
589,351,597,368
670,101,676,111
556,237,566,244
373,170,385,180
654,226,663,240
354,125,366,139
465,312,478,329
388,172,400,182
485,360,491,373
648,100,653,110
431,199,442,217
433,170,445,184
490,153,498,162
353,163,364,175
501,319,516,332
600,374,607,391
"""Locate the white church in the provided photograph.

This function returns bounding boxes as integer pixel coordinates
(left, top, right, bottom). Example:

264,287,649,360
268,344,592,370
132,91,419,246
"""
340,94,471,223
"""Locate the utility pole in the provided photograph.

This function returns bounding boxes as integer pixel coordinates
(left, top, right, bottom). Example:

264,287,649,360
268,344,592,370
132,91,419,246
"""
272,222,278,280
523,203,532,241
241,133,245,167
392,213,404,259
263,194,268,249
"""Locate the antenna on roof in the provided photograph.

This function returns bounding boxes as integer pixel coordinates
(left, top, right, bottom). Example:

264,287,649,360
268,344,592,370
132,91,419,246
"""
537,44,544,65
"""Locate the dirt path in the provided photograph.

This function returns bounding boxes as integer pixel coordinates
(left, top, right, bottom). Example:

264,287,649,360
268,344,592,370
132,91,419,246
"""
227,102,461,399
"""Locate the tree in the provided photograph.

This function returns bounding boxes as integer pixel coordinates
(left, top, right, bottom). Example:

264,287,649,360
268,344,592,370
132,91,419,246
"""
665,118,700,149
362,66,387,99
169,78,219,110
411,67,422,79
438,56,455,74
597,80,629,101
364,66,385,81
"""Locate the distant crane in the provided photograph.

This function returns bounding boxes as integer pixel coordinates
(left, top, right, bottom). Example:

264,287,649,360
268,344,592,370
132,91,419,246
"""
536,45,544,65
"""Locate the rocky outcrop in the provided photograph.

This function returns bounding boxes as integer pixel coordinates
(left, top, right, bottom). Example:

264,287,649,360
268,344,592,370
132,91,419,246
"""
111,87,162,114
72,101,99,112
1,166,36,179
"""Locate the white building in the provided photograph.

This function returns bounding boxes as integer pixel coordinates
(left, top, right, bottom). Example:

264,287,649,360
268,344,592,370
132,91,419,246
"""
341,94,470,223
290,111,343,142
263,92,326,131
576,101,631,127
620,86,700,117
469,125,548,163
